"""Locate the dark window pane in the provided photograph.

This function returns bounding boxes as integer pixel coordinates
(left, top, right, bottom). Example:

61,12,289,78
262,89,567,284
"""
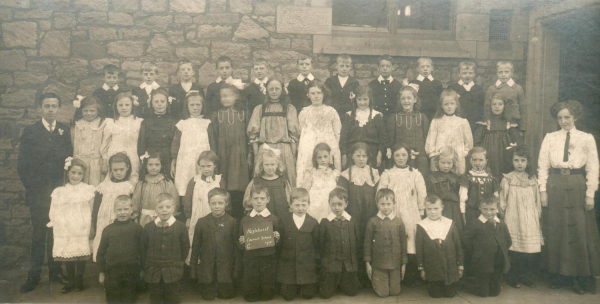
396,0,451,31
332,0,388,28
489,10,513,41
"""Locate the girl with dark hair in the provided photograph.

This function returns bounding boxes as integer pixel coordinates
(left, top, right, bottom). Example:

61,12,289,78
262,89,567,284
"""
298,143,339,223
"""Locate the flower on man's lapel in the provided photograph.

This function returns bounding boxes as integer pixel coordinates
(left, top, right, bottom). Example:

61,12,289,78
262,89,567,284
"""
58,128,64,135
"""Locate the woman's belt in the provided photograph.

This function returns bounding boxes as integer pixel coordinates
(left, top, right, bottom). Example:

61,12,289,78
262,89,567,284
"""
550,167,585,175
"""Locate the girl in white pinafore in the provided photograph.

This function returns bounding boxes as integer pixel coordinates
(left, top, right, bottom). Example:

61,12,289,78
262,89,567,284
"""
172,91,213,196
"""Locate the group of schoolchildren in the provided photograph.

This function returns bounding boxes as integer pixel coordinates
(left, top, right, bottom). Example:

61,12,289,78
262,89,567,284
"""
20,52,548,304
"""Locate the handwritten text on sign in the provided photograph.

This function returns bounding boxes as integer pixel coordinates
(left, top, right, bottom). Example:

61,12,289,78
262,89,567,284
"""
244,221,274,250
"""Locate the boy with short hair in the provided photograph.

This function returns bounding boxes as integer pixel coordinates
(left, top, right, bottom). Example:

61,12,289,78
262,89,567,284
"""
206,56,244,115
319,187,360,299
238,184,281,302
287,54,315,113
409,57,443,120
93,64,126,118
243,58,270,114
416,194,464,298
277,188,320,301
461,196,511,297
141,193,190,304
97,195,143,304
18,92,72,293
364,188,408,298
448,61,484,130
132,62,160,118
168,59,205,120
484,61,526,130
325,54,360,118
368,55,403,117
190,188,240,300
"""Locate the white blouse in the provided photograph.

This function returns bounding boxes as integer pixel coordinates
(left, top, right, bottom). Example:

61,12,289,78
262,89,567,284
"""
538,127,599,198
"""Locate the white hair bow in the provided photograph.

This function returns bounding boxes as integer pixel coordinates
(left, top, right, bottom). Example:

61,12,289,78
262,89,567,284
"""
73,95,84,108
64,157,73,170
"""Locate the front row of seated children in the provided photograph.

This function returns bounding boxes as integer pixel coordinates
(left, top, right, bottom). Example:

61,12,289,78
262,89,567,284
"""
84,169,513,303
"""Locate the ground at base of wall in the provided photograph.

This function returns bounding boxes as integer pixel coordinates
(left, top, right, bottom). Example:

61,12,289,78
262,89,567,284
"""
0,263,599,303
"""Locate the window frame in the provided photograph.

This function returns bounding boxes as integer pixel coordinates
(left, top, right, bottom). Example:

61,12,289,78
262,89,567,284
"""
331,0,457,40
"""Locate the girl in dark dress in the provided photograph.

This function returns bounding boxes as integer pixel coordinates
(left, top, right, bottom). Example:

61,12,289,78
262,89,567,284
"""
425,146,463,233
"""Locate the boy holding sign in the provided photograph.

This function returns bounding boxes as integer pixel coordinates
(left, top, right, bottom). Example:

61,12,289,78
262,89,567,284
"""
239,184,280,302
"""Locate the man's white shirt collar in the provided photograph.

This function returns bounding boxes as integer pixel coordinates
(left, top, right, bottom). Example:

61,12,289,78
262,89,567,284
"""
326,211,351,221
216,76,234,83
458,79,475,91
42,118,56,132
297,73,314,82
249,208,271,217
378,75,393,83
338,75,348,88
102,83,119,91
495,78,515,88
292,213,306,229
377,211,395,220
254,77,268,86
417,74,434,82
140,81,160,95
154,215,176,227
478,214,500,224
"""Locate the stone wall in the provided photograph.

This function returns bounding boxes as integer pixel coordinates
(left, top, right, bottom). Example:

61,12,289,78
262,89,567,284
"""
0,0,526,268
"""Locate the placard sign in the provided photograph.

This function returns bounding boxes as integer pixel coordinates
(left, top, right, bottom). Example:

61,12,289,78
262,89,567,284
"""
244,221,274,250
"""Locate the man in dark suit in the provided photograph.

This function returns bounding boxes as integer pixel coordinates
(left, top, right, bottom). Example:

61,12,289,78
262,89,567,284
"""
17,92,72,292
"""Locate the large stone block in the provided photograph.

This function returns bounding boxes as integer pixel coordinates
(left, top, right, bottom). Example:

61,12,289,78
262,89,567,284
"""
27,60,52,72
33,0,70,9
209,0,226,13
14,9,52,19
90,58,120,70
0,72,13,87
135,15,172,30
0,88,37,107
171,0,205,13
141,0,167,12
233,16,269,42
1,0,30,8
14,71,48,86
147,34,175,59
0,108,24,118
198,62,218,87
255,2,276,16
270,37,290,49
292,38,311,50
72,41,107,59
193,13,239,25
77,77,103,96
109,12,133,26
0,8,12,21
456,13,489,41
78,11,108,24
197,24,232,39
118,28,151,39
277,6,331,35
166,29,185,44
0,50,27,71
175,46,209,62
73,0,108,11
210,41,251,61
122,60,142,71
2,21,37,48
89,27,118,40
39,31,70,57
254,49,304,62
257,16,275,32
107,40,145,58
230,0,252,14
55,59,89,83
42,81,77,109
112,0,139,11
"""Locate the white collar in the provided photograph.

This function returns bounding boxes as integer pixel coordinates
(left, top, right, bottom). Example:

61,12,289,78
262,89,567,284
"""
249,208,271,217
102,83,119,91
378,75,393,83
216,76,233,83
377,211,395,220
560,127,578,134
495,78,515,88
417,74,434,82
326,211,351,221
341,165,380,187
478,214,500,224
254,77,268,85
418,217,453,241
297,73,314,82
338,75,348,87
458,79,474,91
352,108,381,127
140,81,160,90
469,169,490,177
42,118,56,131
154,215,176,227
292,213,306,229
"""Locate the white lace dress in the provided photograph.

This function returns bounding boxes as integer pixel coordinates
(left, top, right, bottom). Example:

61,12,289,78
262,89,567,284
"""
299,166,340,223
101,116,143,184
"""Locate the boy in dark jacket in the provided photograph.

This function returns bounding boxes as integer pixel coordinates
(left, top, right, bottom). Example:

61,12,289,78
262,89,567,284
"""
319,187,360,299
416,194,464,298
277,188,319,301
17,92,72,293
409,57,443,120
190,188,240,300
461,196,511,297
97,195,143,304
93,64,127,118
141,193,190,304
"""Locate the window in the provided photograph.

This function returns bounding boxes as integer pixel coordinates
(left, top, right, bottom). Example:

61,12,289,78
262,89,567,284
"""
489,10,513,41
332,0,454,36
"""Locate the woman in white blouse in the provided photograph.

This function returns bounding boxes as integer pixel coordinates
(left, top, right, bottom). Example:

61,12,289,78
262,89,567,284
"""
538,100,600,294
